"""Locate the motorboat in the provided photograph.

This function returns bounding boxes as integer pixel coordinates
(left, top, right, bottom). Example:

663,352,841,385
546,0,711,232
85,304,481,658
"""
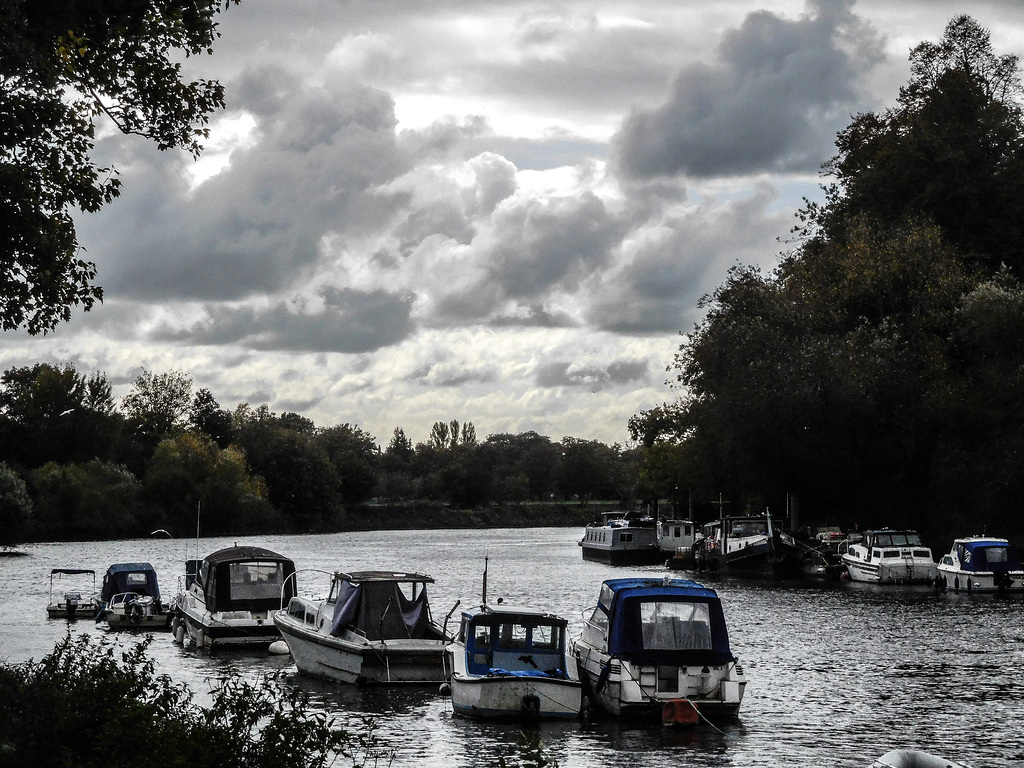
840,529,938,584
578,511,663,565
46,568,98,619
173,545,296,649
695,514,803,576
798,528,859,579
658,518,700,569
96,562,172,630
870,748,971,767
937,536,1024,592
273,570,450,684
447,602,581,720
573,577,746,722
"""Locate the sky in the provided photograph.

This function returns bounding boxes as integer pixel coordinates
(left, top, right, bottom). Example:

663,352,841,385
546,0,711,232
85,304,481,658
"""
3,0,1023,448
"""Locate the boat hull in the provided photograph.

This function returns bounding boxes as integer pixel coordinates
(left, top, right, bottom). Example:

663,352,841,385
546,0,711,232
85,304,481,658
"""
842,556,938,584
937,566,1024,593
580,544,665,566
449,673,581,720
105,610,173,630
177,595,281,648
275,613,448,685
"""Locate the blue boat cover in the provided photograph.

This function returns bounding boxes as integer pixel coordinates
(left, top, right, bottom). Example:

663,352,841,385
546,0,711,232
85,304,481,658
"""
598,578,735,666
956,540,1022,573
331,578,431,641
101,563,159,601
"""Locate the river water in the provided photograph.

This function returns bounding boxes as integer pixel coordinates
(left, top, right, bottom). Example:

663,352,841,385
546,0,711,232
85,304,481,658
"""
2,527,1021,768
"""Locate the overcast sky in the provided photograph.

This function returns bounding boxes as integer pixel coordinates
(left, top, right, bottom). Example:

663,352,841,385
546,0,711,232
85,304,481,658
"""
3,0,1023,447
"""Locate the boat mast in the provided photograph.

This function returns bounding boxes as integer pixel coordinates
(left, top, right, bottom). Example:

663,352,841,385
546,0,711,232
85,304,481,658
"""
482,556,488,606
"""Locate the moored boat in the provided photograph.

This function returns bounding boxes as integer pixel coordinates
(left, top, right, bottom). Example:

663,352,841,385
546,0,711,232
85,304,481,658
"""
573,576,746,722
273,570,450,684
696,514,803,576
937,536,1024,592
97,562,172,629
447,602,581,720
46,568,98,620
658,518,699,569
840,529,937,584
579,511,662,565
174,545,296,649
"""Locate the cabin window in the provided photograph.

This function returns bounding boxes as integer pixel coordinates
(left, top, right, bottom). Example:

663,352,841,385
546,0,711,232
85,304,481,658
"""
658,665,679,692
985,547,1008,564
126,573,148,586
941,556,954,566
227,561,286,601
640,601,712,650
872,549,884,559
532,624,561,651
619,533,633,543
883,550,900,559
287,599,305,621
500,622,529,650
912,550,930,559
587,606,609,635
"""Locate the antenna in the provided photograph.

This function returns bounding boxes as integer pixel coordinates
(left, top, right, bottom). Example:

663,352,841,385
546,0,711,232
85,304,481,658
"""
482,556,488,607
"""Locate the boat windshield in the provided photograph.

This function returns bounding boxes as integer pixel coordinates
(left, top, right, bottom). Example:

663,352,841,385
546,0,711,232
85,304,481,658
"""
640,601,712,651
874,533,923,546
729,520,767,537
227,561,288,601
984,546,1009,564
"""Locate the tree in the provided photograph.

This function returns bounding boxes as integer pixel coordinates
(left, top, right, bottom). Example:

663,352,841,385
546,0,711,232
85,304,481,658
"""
1,0,238,333
190,387,233,448
0,461,32,548
318,424,379,504
121,368,193,442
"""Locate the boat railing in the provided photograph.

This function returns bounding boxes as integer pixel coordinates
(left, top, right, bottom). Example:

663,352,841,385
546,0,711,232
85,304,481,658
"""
280,568,334,611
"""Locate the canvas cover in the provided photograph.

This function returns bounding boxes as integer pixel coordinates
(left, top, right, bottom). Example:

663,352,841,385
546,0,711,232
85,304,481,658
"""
101,562,159,601
331,577,431,641
199,546,295,613
600,578,734,666
957,540,1022,573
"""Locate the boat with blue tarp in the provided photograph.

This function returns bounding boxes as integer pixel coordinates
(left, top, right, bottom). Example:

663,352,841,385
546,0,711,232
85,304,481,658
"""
937,536,1024,592
96,562,172,629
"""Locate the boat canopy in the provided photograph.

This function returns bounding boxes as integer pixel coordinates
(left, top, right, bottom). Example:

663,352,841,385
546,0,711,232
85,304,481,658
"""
330,572,433,641
198,546,296,613
956,539,1022,573
50,568,95,576
596,578,734,666
101,562,159,601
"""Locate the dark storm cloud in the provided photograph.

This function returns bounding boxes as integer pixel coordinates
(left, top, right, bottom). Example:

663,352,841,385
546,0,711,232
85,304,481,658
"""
612,0,885,179
536,358,649,390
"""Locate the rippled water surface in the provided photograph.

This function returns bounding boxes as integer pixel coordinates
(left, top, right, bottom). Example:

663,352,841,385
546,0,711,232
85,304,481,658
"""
3,528,1022,767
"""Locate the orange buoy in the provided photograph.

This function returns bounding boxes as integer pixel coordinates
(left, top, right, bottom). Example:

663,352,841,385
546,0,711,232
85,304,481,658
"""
662,698,699,727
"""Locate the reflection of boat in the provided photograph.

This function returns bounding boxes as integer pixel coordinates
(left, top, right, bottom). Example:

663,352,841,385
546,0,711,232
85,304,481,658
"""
937,536,1024,592
46,568,98,619
573,577,746,722
658,519,699,570
578,511,662,565
173,545,296,649
274,570,449,684
696,514,803,576
97,562,172,629
870,749,970,768
840,530,937,584
447,602,581,720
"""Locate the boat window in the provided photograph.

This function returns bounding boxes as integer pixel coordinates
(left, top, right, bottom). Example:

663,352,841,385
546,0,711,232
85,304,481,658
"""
883,550,900,558
905,533,923,545
532,624,560,651
499,622,529,650
984,546,1008,564
640,601,712,650
228,561,287,601
619,533,633,543
126,573,148,586
729,520,767,537
941,555,953,565
287,599,305,620
658,665,679,693
587,606,609,634
872,549,884,559
474,624,492,649
913,550,931,559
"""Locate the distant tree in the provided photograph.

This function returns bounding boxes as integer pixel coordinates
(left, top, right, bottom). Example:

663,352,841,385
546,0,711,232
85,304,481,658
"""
1,0,239,334
121,369,193,442
0,461,32,548
190,388,233,448
30,460,142,539
318,424,379,504
558,438,620,503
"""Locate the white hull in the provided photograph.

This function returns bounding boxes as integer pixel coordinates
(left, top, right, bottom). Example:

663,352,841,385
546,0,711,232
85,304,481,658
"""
275,612,447,685
450,672,581,720
842,556,937,584
177,593,281,648
937,566,1024,593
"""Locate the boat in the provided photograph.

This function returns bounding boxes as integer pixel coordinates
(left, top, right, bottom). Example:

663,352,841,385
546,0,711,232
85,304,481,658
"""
96,562,173,629
870,749,971,768
46,568,98,619
173,545,296,649
447,602,582,720
579,510,663,565
273,570,450,684
840,529,938,584
695,514,804,576
937,536,1024,592
658,518,700,569
573,576,746,722
798,528,859,579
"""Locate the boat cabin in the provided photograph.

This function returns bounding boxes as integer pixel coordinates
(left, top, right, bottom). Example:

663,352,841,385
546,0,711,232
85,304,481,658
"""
196,546,296,613
943,538,1022,573
101,562,160,604
458,605,570,677
858,530,932,562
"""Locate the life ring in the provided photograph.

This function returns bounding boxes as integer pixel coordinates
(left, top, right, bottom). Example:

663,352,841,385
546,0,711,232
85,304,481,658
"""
128,601,144,626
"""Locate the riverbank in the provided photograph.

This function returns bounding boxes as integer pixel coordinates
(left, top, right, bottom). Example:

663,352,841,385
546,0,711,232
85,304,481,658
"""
342,500,614,531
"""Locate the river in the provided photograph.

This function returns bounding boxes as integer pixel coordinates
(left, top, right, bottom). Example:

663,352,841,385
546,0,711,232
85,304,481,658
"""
2,527,1021,767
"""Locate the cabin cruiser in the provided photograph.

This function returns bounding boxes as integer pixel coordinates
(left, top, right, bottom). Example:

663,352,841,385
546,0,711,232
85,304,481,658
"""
96,562,172,629
579,511,662,565
840,530,937,584
574,577,746,721
937,536,1023,592
658,518,700,569
173,545,295,649
447,602,581,720
274,570,449,684
696,514,803,575
46,568,98,619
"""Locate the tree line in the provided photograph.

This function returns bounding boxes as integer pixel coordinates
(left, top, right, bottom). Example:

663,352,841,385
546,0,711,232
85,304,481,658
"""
0,363,641,546
629,16,1024,545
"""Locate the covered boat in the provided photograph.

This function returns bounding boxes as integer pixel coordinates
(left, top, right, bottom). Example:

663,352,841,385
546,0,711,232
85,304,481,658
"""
97,562,172,629
173,545,296,649
447,603,581,720
579,511,662,565
46,568,98,619
696,514,803,576
840,530,937,584
273,570,449,684
937,536,1024,592
574,577,746,721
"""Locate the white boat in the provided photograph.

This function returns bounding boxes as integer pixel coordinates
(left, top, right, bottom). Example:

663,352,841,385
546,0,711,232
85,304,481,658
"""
574,577,746,722
696,514,803,576
46,568,98,620
273,570,450,684
658,519,699,569
840,529,938,584
447,602,581,720
173,545,296,649
97,562,172,629
937,536,1024,592
579,511,662,565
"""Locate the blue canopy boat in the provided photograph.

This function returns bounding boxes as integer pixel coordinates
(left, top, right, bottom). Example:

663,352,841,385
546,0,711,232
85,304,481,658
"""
937,536,1024,592
574,577,746,722
96,562,172,629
